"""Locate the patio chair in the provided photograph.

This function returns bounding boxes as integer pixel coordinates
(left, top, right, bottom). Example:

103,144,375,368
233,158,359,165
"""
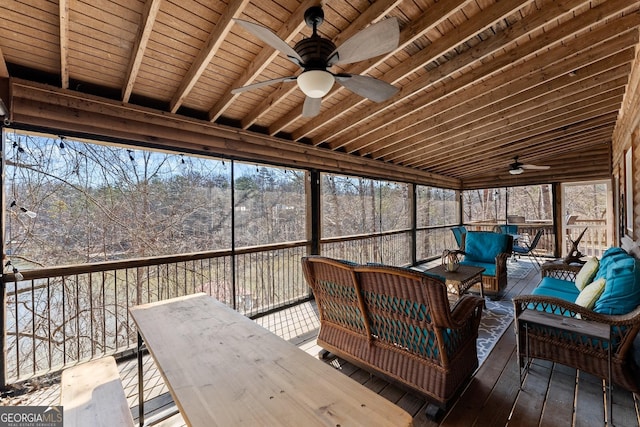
451,226,466,248
512,229,544,268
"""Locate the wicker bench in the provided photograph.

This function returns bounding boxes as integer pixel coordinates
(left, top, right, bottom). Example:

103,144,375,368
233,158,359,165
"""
302,256,484,412
61,356,134,427
514,248,640,393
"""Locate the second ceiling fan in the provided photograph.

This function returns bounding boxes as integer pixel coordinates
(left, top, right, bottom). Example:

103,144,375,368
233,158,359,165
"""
231,6,400,117
509,156,551,175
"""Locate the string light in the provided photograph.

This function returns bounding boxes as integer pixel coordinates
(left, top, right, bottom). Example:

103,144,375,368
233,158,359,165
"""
12,141,24,153
10,200,37,218
58,136,66,155
4,260,23,281
127,149,134,161
180,154,185,164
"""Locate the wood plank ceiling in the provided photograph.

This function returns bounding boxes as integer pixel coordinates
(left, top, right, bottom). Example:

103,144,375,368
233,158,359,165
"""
1,0,640,189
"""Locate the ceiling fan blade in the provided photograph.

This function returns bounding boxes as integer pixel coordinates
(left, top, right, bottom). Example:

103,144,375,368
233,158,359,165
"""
521,164,551,170
328,18,399,66
335,74,398,102
231,76,297,94
302,97,321,117
234,19,303,66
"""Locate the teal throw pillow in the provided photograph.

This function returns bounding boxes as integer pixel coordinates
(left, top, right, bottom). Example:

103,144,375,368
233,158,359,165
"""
593,252,640,315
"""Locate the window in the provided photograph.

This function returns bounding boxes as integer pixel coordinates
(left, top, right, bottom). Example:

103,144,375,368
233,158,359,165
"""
321,173,410,237
416,186,458,227
233,164,306,247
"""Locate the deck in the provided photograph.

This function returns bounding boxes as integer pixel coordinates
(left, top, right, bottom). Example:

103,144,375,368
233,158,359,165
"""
2,259,639,426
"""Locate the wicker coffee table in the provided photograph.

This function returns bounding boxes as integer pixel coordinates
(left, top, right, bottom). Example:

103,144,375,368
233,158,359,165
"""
425,264,485,301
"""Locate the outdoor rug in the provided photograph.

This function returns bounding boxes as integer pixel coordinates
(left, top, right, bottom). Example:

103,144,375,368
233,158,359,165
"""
507,259,535,279
476,299,514,365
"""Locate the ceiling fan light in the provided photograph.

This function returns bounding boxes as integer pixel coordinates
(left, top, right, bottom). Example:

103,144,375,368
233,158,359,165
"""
509,168,523,175
297,70,334,98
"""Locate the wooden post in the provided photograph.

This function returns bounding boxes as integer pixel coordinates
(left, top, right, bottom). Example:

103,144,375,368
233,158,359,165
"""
0,114,6,389
308,170,320,256
410,183,417,266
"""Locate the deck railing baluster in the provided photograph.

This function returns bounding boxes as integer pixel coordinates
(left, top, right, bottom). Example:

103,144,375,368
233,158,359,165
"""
1,233,487,384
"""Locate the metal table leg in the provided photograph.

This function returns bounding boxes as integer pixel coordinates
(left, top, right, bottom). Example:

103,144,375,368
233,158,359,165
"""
137,332,145,426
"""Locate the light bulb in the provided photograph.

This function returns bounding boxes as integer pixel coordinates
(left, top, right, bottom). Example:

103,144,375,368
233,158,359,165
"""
20,207,37,218
297,70,335,98
12,268,23,281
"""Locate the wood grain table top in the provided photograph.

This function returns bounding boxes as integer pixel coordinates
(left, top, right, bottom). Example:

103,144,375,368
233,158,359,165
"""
130,293,413,427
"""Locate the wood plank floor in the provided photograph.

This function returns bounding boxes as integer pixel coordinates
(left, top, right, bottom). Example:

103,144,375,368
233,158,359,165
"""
297,259,640,427
3,259,639,426
137,259,640,426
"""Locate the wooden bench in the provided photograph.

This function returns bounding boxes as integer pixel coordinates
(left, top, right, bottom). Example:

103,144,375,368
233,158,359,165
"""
60,356,134,427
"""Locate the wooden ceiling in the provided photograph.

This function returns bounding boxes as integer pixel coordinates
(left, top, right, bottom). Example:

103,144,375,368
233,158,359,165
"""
1,0,640,189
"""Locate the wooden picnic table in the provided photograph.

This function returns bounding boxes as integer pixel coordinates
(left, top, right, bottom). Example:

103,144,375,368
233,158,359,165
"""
130,293,413,427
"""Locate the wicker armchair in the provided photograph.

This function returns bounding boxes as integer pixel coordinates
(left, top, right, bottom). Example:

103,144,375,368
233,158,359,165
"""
514,263,640,393
301,256,484,410
460,231,513,296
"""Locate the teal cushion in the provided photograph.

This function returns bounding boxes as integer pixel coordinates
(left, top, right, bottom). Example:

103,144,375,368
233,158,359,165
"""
593,252,640,315
594,247,627,281
533,277,581,302
463,232,510,264
337,259,359,266
460,260,496,277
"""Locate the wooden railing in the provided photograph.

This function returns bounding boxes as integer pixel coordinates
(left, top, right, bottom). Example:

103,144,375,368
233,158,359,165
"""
321,229,414,266
2,227,459,386
2,243,309,385
416,227,459,261
465,221,556,256
566,219,608,258
4,220,607,386
465,219,609,258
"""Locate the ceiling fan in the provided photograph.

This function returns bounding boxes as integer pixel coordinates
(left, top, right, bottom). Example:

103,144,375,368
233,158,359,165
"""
231,6,400,117
509,156,550,175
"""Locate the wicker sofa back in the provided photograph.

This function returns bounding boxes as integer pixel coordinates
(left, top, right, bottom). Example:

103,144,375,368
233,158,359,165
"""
301,256,484,409
513,248,640,393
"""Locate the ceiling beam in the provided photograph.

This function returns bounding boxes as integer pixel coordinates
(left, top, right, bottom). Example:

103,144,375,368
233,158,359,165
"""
331,0,634,154
0,47,9,78
265,0,470,135
59,0,70,89
379,42,637,164
422,102,621,175
392,76,627,166
330,2,640,157
240,0,406,130
207,0,317,122
340,0,597,154
9,79,460,189
612,44,640,162
426,115,616,177
461,142,612,187
462,157,612,187
288,0,538,142
169,0,251,114
122,0,162,102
